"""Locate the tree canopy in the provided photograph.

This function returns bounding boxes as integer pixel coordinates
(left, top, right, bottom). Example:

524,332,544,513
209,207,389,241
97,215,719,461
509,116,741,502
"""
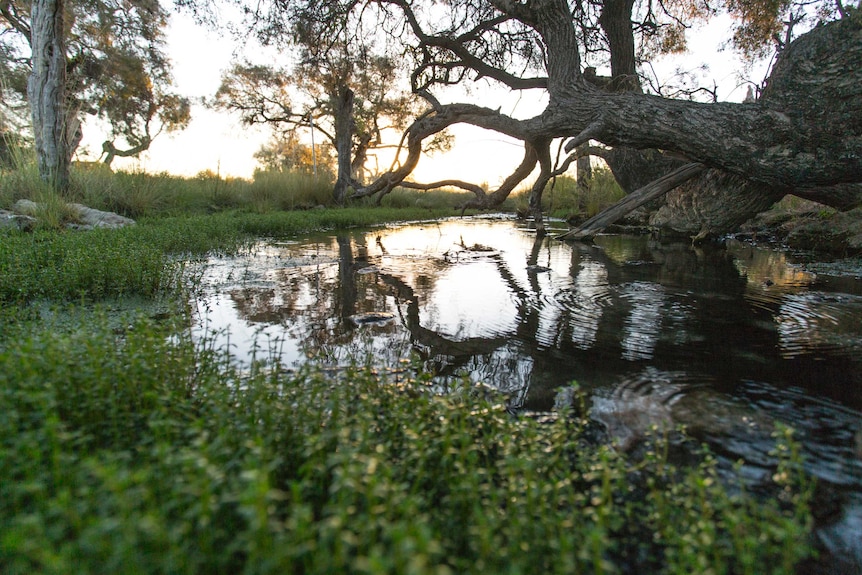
0,0,190,170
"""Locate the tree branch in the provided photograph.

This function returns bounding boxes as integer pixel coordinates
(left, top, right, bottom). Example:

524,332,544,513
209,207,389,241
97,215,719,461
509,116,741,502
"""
556,162,706,240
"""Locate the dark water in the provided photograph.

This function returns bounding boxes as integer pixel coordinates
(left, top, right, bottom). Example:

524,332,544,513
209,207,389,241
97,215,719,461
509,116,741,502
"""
193,216,862,570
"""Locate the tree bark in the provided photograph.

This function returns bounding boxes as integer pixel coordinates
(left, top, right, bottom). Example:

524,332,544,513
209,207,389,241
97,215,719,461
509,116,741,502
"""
28,0,71,193
333,84,355,204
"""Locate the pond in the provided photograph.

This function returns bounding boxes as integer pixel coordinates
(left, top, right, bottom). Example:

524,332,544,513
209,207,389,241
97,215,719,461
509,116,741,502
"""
192,215,862,569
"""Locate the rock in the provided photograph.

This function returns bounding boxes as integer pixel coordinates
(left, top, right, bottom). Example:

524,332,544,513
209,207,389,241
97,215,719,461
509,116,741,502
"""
68,203,135,229
12,199,39,216
0,210,37,231
8,199,135,230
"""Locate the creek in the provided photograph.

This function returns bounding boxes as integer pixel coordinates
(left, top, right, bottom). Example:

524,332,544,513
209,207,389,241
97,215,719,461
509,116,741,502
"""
191,215,862,571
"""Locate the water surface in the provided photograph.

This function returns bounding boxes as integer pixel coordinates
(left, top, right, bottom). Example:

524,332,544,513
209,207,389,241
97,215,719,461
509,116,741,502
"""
192,216,862,568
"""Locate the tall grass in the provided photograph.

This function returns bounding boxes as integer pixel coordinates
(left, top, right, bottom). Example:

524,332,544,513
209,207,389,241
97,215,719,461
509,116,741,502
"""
2,160,342,219
0,312,813,575
508,168,626,221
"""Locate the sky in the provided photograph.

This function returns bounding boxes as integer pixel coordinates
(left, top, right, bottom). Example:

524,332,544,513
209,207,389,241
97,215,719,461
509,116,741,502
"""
79,10,768,186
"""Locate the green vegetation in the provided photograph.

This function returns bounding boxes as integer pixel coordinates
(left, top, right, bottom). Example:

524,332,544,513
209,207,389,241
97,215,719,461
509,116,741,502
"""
508,167,626,222
0,314,813,575
0,166,815,574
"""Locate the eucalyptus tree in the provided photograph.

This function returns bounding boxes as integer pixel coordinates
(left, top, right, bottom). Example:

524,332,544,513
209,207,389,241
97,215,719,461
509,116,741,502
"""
215,3,450,204
264,0,859,236
0,0,190,189
214,55,440,200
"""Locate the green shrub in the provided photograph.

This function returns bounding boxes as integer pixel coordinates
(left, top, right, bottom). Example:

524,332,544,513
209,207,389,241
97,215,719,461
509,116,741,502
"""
0,314,814,575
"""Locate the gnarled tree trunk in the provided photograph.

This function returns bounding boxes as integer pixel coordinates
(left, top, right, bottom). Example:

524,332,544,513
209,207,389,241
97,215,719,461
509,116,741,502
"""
333,84,354,205
28,0,71,193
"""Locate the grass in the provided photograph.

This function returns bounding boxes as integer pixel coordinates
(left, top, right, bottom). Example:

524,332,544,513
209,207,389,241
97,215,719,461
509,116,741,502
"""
0,313,814,575
0,163,816,574
508,168,626,221
2,157,475,222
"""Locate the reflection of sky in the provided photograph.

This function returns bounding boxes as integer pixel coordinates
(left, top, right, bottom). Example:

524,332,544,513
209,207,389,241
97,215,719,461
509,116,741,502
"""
424,261,519,339
195,292,304,367
620,282,665,361
569,260,608,350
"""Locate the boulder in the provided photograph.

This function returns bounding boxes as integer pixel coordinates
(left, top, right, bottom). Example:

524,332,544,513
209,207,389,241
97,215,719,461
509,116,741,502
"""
8,199,135,230
0,209,37,231
68,203,135,229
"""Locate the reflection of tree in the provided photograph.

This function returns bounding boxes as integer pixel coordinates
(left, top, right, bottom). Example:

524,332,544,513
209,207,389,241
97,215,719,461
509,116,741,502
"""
224,223,860,415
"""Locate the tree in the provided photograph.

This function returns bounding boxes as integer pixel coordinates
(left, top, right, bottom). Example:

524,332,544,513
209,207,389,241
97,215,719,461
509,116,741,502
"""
0,0,190,181
253,131,336,177
214,46,450,204
27,0,71,190
270,0,859,236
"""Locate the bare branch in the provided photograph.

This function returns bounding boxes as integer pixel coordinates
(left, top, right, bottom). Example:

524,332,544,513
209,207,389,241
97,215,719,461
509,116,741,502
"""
556,162,706,241
400,179,486,195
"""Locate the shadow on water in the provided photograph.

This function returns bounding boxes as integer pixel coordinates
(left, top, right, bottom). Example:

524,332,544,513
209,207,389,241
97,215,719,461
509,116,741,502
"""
192,216,862,572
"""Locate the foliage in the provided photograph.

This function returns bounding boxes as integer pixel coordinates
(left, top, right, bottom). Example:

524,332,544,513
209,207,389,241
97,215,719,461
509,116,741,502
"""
0,0,190,164
253,132,337,178
0,308,813,574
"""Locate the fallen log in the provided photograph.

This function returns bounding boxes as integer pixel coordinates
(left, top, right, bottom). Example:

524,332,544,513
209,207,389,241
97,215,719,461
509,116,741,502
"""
556,162,706,241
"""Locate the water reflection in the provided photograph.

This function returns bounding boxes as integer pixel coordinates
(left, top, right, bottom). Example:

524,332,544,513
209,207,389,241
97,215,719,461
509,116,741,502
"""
192,217,862,569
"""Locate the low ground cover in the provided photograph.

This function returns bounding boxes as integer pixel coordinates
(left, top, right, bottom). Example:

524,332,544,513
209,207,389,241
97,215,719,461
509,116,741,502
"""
0,314,813,575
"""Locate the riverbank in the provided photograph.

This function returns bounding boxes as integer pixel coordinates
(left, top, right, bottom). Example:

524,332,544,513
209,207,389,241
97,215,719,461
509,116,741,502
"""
736,200,862,257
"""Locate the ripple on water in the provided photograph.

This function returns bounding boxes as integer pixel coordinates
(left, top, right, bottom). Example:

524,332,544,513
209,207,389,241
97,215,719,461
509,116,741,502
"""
774,292,862,358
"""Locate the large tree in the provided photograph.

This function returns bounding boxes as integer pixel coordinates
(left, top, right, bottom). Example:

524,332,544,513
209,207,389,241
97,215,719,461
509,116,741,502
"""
267,0,860,235
26,0,71,190
1,0,190,184
214,6,451,204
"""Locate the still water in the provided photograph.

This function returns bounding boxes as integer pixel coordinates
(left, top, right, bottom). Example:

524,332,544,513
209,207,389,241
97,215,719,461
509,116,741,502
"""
193,215,862,568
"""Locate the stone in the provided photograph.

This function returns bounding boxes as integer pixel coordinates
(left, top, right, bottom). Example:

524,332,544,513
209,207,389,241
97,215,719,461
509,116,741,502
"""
68,203,135,229
0,209,37,231
11,199,39,216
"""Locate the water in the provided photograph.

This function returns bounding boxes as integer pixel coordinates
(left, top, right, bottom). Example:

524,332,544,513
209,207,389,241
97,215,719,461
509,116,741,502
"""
192,216,862,570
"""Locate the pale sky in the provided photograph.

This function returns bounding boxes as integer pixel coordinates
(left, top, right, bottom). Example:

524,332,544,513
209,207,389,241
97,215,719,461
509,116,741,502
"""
79,11,766,185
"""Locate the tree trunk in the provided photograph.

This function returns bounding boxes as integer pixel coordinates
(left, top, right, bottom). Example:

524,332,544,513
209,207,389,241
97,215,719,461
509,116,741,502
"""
28,0,71,193
332,84,355,205
598,0,638,83
576,152,591,195
558,162,706,240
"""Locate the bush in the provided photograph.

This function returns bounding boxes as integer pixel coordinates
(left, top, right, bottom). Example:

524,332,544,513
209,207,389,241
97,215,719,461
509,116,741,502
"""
0,314,813,575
